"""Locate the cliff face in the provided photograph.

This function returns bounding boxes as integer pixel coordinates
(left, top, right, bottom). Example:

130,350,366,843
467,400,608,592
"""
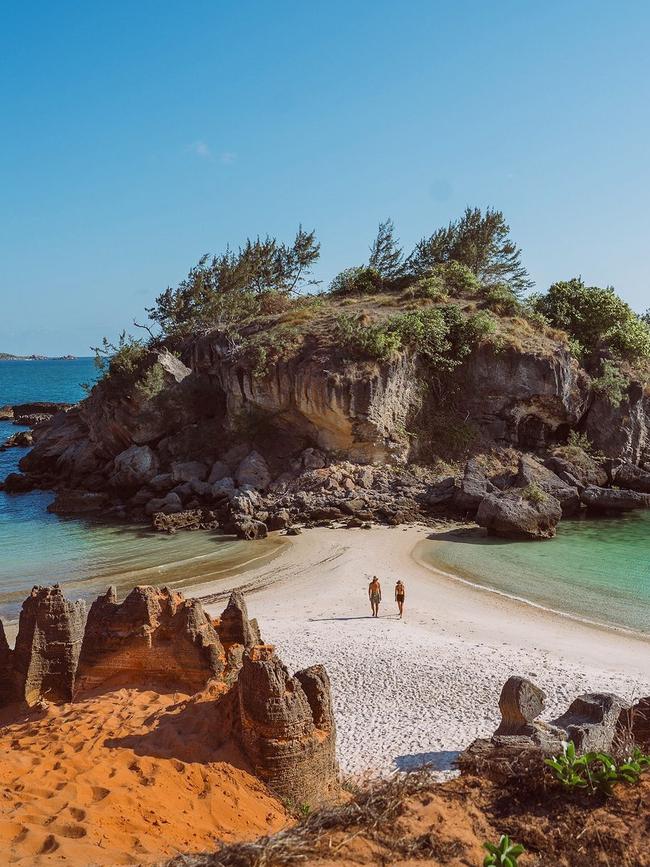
7,324,650,536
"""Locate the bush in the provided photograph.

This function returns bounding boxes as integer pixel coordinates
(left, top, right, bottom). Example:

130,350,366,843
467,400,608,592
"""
521,483,546,504
329,266,383,296
336,314,402,362
400,274,447,302
433,261,481,296
481,283,521,316
530,278,650,362
545,741,650,796
592,360,629,406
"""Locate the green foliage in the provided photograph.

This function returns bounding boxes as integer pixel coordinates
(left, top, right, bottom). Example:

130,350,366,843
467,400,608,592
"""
521,483,546,504
592,359,629,406
464,310,498,340
90,332,150,395
407,207,532,295
530,278,650,362
567,430,599,457
483,834,525,867
135,362,165,400
481,283,521,316
147,227,320,336
368,218,404,280
434,260,481,296
545,741,650,796
329,266,383,296
336,306,483,370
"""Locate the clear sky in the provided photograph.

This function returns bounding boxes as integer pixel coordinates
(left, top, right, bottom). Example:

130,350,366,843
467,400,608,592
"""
1,0,649,355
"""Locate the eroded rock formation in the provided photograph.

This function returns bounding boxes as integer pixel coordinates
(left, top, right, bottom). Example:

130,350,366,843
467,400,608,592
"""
76,586,225,693
237,646,338,806
12,585,86,705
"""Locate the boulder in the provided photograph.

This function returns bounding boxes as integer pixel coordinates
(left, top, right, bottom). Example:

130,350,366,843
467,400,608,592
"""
476,490,562,539
13,585,86,705
232,519,268,540
170,461,208,483
301,448,326,470
212,477,235,497
612,463,650,494
267,509,291,531
151,509,219,533
149,473,174,493
449,461,497,513
145,497,167,515
581,485,650,512
235,451,272,491
207,460,230,484
230,488,262,515
110,445,159,492
2,472,33,493
514,455,580,516
551,693,629,753
236,647,338,805
545,454,607,488
495,676,547,735
47,490,109,514
75,586,225,694
217,591,261,649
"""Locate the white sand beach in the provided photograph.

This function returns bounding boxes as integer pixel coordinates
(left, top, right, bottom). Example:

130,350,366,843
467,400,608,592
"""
197,526,650,777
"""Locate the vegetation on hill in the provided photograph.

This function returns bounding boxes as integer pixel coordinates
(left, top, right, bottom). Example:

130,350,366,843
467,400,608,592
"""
91,207,650,408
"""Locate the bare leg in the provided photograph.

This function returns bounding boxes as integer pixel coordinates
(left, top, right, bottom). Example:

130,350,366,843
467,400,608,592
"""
398,600,404,618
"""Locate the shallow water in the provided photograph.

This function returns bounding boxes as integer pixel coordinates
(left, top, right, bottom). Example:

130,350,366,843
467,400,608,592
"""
0,359,278,624
420,512,650,635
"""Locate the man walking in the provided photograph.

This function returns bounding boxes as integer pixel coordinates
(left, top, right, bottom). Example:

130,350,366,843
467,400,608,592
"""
368,576,382,617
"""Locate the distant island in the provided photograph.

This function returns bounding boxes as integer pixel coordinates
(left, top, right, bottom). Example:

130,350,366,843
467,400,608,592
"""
0,352,76,361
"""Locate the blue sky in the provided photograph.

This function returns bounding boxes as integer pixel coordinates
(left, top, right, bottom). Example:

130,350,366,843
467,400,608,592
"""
1,0,649,355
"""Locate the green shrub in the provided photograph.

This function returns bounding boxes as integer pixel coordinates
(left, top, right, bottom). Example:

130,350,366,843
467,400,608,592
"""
400,274,447,302
567,430,599,457
545,741,650,796
336,314,402,361
434,260,481,296
135,362,166,400
465,310,498,340
483,834,525,867
329,266,383,296
592,359,629,406
481,283,521,315
521,483,546,504
530,278,650,362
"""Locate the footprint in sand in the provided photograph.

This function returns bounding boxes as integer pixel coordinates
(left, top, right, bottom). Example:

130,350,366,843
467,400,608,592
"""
40,834,59,854
91,786,110,803
68,807,86,822
52,823,87,839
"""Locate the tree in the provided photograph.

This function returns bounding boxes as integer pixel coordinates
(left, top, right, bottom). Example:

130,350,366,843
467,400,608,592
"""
368,218,404,280
407,207,532,295
531,278,650,362
147,226,320,336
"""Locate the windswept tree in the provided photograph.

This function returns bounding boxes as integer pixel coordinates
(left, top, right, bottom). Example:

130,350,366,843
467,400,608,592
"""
368,218,404,280
147,226,320,336
407,207,532,295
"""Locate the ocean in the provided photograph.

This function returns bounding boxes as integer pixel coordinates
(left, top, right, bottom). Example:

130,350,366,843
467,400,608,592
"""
0,358,280,626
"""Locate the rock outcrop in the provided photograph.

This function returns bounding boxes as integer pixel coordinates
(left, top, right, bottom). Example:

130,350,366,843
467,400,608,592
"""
12,585,86,705
460,676,630,778
237,646,338,805
612,462,650,494
0,621,15,705
475,490,562,539
76,586,225,693
217,591,261,650
514,454,580,516
581,485,650,512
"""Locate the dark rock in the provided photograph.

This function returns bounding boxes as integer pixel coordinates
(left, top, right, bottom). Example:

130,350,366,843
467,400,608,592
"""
286,526,302,535
451,461,498,514
618,697,650,751
13,585,86,705
232,519,268,540
514,455,581,516
236,647,338,805
309,506,343,521
267,509,290,531
0,621,15,705
110,445,159,492
2,472,33,493
612,463,650,494
295,665,335,731
151,508,219,533
544,455,607,488
476,490,562,539
581,485,650,512
0,430,33,450
11,402,73,418
76,586,224,694
47,490,109,514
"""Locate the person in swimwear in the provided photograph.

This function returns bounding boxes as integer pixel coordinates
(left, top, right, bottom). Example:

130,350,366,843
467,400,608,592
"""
395,579,405,618
368,576,382,617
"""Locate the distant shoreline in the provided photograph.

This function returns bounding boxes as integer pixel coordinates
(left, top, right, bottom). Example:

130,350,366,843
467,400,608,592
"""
0,354,77,361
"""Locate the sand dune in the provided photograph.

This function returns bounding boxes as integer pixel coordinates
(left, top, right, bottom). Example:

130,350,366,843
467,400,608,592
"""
0,686,287,865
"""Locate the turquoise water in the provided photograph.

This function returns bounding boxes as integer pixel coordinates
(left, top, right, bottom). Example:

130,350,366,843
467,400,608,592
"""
422,513,650,635
0,359,278,625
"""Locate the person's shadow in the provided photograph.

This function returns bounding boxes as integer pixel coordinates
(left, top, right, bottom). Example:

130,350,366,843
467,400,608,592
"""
393,750,460,772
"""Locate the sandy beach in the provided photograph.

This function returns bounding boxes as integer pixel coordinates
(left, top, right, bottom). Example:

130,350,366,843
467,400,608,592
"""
195,525,650,777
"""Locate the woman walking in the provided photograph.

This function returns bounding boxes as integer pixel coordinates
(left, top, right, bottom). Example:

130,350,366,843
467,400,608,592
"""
395,580,406,618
